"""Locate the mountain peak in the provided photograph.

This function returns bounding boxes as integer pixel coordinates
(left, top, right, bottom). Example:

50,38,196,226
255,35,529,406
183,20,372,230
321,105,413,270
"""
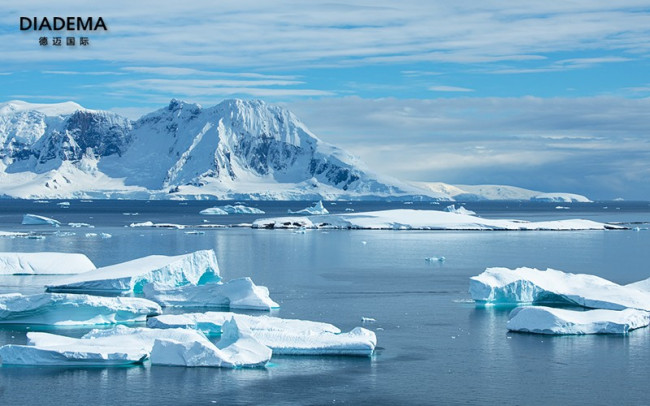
0,100,86,116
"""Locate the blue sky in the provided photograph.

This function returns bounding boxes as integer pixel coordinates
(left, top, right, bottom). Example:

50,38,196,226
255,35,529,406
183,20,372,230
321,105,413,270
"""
2,1,650,199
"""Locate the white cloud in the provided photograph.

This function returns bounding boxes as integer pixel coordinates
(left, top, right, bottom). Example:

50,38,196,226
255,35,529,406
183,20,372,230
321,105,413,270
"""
1,1,649,69
288,96,650,199
429,86,474,92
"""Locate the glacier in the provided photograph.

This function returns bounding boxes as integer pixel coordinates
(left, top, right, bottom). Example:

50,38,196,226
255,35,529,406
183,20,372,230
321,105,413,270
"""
0,323,270,367
142,277,279,310
253,209,621,231
0,293,161,325
288,200,329,215
21,214,61,226
469,267,650,311
0,252,95,275
147,311,377,356
46,249,220,294
506,306,650,335
200,205,265,215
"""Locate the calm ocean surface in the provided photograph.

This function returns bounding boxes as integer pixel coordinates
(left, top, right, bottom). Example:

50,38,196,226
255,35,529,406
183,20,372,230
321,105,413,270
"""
0,200,649,405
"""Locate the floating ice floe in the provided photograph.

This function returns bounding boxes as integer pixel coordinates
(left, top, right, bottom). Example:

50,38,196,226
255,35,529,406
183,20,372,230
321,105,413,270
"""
0,323,270,367
200,205,265,215
469,267,650,311
425,256,445,263
288,201,329,215
142,277,278,311
0,293,160,325
56,202,70,208
444,204,476,216
69,222,94,228
147,312,376,356
22,214,61,227
129,221,185,229
0,252,95,275
46,249,220,295
506,306,650,335
253,209,621,231
0,231,30,238
555,206,570,210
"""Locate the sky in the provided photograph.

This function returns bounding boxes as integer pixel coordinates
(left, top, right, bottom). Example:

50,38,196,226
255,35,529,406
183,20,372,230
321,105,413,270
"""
1,1,650,199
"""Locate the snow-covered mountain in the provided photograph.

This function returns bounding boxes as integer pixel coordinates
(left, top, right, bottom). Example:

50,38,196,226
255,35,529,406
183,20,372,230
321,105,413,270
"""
0,99,591,201
0,99,443,200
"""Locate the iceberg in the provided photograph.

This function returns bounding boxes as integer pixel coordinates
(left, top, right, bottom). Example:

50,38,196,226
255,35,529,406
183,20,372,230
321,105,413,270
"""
147,312,340,335
151,319,271,368
469,267,650,311
46,249,220,295
0,252,95,275
506,306,650,335
0,293,161,325
627,277,650,293
22,214,61,226
0,323,269,367
199,207,228,215
147,311,376,356
253,209,621,231
444,204,476,216
129,221,185,229
142,277,279,310
288,201,329,215
200,205,265,215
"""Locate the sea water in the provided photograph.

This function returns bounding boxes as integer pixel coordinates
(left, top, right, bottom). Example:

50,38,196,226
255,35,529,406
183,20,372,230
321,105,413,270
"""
0,200,648,405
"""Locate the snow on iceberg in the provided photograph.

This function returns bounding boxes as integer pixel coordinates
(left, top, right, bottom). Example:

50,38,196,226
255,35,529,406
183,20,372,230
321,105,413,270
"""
0,293,160,325
444,204,476,216
147,311,376,356
22,214,61,226
46,249,220,295
0,340,147,366
506,306,650,335
142,277,278,310
288,201,329,215
253,209,621,231
200,205,265,215
469,267,650,311
0,252,95,275
0,324,269,367
199,207,228,215
147,311,339,335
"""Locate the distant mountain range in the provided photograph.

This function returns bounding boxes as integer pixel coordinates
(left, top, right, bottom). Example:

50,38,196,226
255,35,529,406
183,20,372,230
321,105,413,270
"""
0,99,590,202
